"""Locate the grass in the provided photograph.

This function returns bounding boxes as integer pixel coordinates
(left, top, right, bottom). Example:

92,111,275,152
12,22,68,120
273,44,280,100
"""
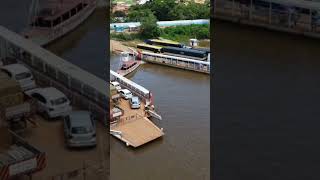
112,0,135,5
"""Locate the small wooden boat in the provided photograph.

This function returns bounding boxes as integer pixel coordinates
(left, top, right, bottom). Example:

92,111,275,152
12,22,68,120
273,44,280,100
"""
117,52,141,77
22,0,97,46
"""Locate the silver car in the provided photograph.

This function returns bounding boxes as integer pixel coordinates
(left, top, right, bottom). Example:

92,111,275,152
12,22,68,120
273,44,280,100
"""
63,111,97,148
129,96,141,109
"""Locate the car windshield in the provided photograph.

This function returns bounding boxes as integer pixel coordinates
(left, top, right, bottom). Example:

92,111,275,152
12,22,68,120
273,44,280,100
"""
51,97,68,105
15,72,31,80
71,126,93,134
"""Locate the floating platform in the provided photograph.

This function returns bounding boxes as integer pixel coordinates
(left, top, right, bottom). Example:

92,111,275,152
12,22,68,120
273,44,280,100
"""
214,0,320,39
110,99,164,147
141,51,210,74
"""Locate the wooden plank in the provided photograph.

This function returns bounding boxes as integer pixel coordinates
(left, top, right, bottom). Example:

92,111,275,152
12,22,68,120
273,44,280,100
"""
111,99,163,147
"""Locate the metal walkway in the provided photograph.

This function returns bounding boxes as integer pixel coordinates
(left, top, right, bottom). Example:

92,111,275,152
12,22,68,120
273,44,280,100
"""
110,70,152,105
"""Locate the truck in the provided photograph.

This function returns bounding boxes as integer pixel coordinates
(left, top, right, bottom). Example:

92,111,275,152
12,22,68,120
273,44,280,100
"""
0,128,46,180
0,71,35,133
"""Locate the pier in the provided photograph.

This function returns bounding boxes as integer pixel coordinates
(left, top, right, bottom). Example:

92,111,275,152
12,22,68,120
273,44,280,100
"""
140,51,210,74
110,70,164,147
214,0,320,39
110,70,152,105
0,26,108,125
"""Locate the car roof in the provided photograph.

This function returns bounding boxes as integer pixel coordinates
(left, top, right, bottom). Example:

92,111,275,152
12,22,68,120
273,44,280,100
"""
111,81,120,85
69,111,92,127
1,64,31,75
131,96,139,101
31,87,67,100
121,89,130,93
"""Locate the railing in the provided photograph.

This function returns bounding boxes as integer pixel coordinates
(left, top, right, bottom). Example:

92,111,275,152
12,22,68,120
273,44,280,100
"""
141,51,210,74
111,113,144,128
110,70,151,103
0,26,108,125
214,0,320,36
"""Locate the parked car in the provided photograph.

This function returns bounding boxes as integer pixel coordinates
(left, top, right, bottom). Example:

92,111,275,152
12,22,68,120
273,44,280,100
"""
119,89,132,100
63,111,97,148
129,96,141,109
0,64,36,91
25,87,71,119
110,81,121,91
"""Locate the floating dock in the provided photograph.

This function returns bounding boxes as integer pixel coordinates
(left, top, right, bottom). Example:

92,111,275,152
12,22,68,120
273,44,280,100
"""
214,0,320,39
140,51,210,74
110,70,164,148
110,99,164,147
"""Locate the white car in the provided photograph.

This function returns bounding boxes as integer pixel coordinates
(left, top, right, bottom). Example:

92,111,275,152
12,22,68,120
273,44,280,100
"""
110,81,121,92
0,64,36,91
25,87,72,119
64,111,97,148
119,89,133,100
129,96,141,109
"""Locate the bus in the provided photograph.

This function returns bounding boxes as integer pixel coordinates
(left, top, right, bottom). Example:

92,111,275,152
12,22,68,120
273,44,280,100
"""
137,43,163,53
145,39,184,48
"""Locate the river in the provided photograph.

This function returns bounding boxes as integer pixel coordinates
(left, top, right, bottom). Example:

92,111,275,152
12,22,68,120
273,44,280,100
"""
214,20,320,180
110,56,210,180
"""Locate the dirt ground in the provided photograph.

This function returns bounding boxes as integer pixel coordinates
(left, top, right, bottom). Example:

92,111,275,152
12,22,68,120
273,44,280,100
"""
22,115,109,180
110,40,130,54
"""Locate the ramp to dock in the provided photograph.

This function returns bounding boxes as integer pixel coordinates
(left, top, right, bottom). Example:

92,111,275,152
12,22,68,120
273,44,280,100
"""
111,116,164,147
110,99,164,147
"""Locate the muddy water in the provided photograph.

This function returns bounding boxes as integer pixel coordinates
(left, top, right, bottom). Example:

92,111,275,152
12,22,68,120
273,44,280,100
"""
110,55,210,180
214,20,320,179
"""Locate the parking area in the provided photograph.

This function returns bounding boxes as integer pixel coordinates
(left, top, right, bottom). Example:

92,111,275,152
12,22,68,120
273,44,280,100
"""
23,114,108,180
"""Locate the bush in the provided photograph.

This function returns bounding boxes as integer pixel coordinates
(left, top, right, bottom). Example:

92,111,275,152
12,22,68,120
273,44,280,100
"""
139,14,161,39
160,24,210,42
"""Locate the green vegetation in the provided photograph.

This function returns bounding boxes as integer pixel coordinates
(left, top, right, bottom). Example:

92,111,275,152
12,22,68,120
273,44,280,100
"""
114,0,210,22
112,0,135,5
160,24,210,43
110,0,210,44
110,33,141,41
111,24,209,44
140,13,161,39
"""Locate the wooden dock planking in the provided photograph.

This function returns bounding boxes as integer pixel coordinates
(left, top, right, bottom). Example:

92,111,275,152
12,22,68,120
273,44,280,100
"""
111,117,164,147
111,99,164,147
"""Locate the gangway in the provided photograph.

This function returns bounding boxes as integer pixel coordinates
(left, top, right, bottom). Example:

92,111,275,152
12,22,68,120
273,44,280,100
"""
110,70,152,105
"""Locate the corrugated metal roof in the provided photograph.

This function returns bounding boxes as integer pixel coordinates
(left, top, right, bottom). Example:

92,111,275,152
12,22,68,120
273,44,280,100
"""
110,70,150,95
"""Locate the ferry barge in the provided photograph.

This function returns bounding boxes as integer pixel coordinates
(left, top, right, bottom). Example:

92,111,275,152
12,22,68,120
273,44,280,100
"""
117,52,142,77
22,0,97,46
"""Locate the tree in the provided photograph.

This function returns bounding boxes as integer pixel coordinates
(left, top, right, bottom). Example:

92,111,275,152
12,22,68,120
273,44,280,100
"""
127,8,154,22
113,11,126,17
139,13,160,38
